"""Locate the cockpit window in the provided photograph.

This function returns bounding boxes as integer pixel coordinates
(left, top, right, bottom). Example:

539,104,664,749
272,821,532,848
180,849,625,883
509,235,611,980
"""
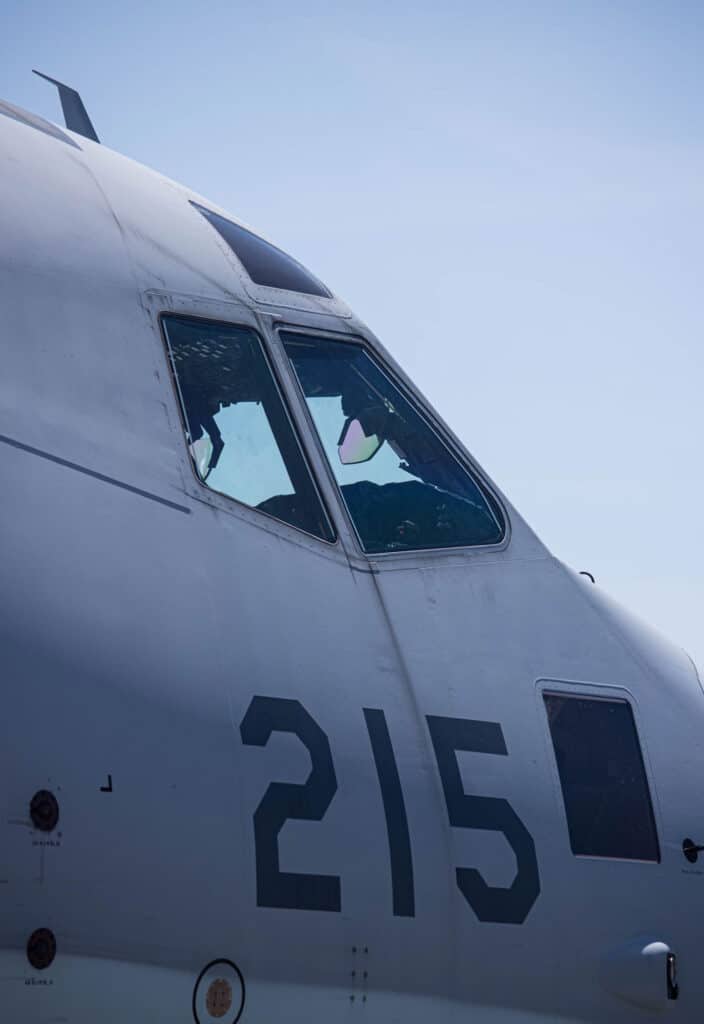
191,203,332,298
162,316,334,541
282,333,504,554
544,693,660,861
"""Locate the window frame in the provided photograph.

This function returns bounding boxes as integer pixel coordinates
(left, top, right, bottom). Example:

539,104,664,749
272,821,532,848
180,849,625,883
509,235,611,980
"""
159,311,338,546
539,681,661,864
278,325,508,560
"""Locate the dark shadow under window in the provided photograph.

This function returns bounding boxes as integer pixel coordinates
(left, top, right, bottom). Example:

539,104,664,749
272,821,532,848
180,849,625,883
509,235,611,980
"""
544,693,659,861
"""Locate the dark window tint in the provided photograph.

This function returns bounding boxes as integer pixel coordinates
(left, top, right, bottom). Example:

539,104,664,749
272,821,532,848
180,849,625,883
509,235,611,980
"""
283,333,504,554
544,694,659,861
192,203,331,298
162,316,334,541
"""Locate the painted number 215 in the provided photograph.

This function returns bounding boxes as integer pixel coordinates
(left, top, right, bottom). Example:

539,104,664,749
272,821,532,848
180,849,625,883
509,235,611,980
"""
240,696,540,925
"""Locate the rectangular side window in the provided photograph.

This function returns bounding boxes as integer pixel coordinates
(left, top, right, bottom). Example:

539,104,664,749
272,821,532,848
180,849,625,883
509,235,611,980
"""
544,693,659,862
162,315,334,541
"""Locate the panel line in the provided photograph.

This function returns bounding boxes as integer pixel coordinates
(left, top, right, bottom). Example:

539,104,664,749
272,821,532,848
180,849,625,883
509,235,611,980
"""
0,432,190,514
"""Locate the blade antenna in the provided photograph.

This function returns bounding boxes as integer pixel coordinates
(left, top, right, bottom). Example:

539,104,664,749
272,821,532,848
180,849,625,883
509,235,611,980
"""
32,70,100,143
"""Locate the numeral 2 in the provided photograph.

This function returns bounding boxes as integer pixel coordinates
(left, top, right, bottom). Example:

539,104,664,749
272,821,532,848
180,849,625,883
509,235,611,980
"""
239,696,341,912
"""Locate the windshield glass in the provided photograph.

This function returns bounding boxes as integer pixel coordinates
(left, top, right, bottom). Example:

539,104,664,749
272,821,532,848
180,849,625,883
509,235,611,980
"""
162,316,334,541
283,333,504,553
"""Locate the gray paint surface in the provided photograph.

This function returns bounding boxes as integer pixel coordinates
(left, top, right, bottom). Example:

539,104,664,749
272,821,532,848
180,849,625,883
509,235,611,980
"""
0,102,702,1022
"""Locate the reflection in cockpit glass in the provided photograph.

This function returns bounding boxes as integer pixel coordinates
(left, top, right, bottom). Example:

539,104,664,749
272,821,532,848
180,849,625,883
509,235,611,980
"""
162,316,334,541
283,334,504,554
338,417,382,465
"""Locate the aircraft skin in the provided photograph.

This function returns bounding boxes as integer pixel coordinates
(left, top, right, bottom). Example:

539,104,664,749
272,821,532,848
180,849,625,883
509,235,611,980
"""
0,94,702,1024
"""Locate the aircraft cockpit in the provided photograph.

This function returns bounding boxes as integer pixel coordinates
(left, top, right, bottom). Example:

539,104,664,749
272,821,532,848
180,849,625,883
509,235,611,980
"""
162,315,504,555
283,333,504,553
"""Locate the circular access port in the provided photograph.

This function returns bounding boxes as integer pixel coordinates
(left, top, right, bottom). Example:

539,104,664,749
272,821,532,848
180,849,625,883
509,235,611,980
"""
193,959,245,1024
30,790,59,832
26,928,56,970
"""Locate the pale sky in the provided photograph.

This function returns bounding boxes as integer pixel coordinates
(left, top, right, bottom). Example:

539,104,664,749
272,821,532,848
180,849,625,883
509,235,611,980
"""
3,0,702,667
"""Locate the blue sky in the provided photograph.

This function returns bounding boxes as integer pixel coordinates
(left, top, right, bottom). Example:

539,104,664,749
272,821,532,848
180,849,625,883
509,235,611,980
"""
2,1,703,666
